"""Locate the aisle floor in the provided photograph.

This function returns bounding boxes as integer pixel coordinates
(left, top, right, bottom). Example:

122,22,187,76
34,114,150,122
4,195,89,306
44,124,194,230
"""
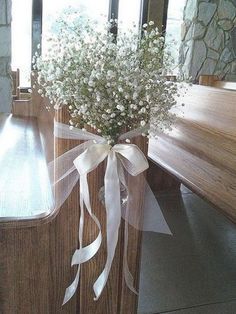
138,186,236,314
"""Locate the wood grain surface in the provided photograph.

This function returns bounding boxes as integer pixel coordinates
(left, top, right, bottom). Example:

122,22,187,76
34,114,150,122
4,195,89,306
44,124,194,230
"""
0,102,147,313
12,99,37,117
199,75,236,91
0,113,53,218
148,84,236,222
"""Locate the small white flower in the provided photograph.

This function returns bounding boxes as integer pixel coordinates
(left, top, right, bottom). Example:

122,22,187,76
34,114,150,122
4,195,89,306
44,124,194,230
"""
116,104,125,112
133,92,138,100
107,70,115,78
125,139,131,143
102,114,108,119
88,80,94,87
130,104,137,110
140,120,146,127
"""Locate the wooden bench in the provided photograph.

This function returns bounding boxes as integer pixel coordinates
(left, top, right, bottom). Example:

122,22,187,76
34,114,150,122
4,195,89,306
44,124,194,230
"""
1,79,235,313
148,84,236,222
0,79,145,313
199,75,236,90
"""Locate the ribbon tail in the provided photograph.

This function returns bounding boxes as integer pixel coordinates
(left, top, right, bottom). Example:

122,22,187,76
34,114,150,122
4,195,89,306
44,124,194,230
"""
93,151,121,300
62,266,81,305
118,162,138,295
63,172,103,305
63,176,85,305
72,174,103,266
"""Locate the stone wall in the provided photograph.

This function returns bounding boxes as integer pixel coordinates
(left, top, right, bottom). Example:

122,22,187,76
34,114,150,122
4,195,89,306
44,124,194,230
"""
180,0,236,81
0,0,11,113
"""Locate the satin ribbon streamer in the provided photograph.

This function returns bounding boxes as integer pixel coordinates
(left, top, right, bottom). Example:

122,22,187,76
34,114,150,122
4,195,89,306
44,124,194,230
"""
51,122,171,305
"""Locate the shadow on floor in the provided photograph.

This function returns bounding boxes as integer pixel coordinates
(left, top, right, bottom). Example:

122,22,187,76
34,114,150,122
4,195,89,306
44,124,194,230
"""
138,185,236,314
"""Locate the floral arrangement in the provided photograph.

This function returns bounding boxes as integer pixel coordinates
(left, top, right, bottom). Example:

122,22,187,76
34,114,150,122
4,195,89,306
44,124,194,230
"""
32,12,182,304
33,12,180,144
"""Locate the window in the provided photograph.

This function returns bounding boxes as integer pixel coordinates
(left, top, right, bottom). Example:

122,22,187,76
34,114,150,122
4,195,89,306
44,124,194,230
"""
42,0,110,54
11,0,32,87
118,0,142,32
165,0,186,73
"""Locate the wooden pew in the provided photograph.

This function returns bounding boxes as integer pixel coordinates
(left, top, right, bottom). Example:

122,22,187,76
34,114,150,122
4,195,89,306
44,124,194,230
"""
148,84,236,222
11,71,37,118
199,75,236,90
0,82,145,313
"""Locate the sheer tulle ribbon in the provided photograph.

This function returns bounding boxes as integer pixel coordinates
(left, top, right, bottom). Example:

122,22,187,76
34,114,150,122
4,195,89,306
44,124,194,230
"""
49,122,172,305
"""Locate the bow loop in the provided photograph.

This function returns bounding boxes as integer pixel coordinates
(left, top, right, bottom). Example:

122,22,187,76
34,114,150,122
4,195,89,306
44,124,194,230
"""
74,144,111,175
113,144,149,176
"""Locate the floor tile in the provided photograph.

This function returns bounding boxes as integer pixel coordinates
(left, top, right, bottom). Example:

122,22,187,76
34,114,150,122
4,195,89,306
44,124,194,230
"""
138,189,236,313
163,299,236,314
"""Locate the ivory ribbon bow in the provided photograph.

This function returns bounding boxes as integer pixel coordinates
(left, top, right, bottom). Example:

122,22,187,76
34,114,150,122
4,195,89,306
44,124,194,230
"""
51,122,171,305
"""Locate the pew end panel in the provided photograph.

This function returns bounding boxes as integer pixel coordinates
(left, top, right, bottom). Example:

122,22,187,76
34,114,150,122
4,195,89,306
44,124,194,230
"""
148,158,181,193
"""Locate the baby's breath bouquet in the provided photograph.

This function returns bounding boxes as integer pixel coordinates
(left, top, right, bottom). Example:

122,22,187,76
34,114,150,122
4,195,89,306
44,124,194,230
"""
33,12,181,304
33,12,179,144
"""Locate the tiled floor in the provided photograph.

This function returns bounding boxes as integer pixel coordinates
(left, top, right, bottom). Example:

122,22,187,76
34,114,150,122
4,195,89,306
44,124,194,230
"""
138,185,236,314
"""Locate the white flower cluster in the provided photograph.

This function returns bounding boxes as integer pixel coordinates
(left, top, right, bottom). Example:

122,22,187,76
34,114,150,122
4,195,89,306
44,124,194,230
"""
33,12,179,144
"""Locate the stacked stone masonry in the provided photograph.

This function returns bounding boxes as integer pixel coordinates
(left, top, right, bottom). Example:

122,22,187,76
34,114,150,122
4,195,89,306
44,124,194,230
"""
180,0,236,81
0,0,11,112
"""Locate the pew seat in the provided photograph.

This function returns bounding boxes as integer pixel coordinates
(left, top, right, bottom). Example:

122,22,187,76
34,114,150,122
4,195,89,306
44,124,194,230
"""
0,113,53,218
148,84,236,222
